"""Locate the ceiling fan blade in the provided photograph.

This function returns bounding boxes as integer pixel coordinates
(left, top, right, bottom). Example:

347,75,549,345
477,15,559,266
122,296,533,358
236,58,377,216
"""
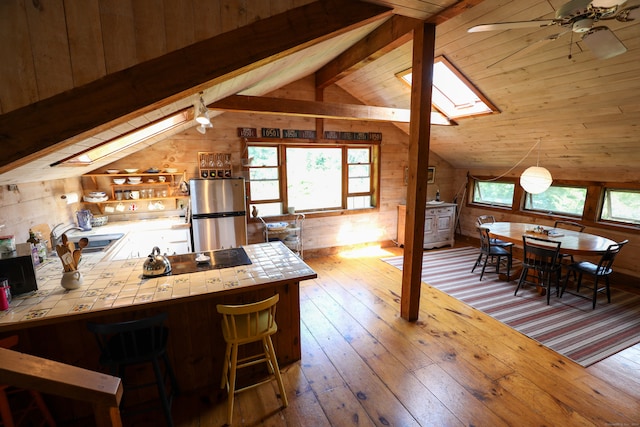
581,26,627,59
487,31,570,68
615,5,640,21
591,0,628,7
468,20,556,33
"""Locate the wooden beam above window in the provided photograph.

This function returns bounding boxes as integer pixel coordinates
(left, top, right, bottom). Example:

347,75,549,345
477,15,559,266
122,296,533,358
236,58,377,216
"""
209,95,410,122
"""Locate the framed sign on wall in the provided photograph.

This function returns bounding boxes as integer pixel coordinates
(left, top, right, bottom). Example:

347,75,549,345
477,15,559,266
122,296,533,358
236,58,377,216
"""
427,167,436,184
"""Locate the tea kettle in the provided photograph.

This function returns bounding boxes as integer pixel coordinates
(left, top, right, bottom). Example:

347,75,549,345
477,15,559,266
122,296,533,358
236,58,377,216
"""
76,209,93,231
142,246,172,277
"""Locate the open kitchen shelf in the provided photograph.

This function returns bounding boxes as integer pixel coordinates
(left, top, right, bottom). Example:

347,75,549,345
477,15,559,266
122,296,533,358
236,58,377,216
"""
81,172,189,214
259,213,304,259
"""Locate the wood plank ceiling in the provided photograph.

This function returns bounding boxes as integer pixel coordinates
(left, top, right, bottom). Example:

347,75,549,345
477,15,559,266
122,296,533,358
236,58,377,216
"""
1,0,639,184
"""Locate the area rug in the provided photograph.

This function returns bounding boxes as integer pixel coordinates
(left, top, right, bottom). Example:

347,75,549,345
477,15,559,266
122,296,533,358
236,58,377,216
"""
382,247,640,367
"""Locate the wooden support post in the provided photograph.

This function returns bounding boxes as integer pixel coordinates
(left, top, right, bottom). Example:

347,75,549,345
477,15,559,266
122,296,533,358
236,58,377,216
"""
401,22,436,321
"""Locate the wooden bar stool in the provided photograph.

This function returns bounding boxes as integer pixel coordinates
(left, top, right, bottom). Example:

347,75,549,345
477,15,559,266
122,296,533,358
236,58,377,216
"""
0,335,56,427
87,312,179,427
217,294,288,425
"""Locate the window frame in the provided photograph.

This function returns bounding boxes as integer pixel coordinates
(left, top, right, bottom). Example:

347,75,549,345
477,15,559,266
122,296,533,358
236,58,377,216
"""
522,184,588,218
245,140,380,218
467,176,640,234
599,186,640,227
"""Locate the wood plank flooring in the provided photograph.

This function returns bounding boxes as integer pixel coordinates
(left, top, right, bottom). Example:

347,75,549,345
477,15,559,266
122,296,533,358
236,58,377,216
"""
119,244,640,426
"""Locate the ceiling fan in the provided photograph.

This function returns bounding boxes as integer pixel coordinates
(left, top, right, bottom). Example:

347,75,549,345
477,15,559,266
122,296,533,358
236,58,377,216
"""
468,0,639,62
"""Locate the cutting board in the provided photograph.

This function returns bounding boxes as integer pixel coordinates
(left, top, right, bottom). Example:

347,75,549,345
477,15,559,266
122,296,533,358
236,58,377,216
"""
30,223,52,251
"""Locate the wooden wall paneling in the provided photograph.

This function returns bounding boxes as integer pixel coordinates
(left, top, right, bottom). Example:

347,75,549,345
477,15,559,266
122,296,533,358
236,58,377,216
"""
163,0,196,52
0,1,38,113
98,0,137,73
191,0,223,40
220,0,248,33
25,0,73,100
65,0,107,87
131,0,167,62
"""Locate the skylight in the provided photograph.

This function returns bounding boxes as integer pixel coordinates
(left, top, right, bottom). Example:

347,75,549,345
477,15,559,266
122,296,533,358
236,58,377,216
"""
54,110,190,166
397,56,498,122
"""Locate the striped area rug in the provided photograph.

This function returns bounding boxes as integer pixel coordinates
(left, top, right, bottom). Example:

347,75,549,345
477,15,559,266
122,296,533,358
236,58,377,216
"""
382,246,640,367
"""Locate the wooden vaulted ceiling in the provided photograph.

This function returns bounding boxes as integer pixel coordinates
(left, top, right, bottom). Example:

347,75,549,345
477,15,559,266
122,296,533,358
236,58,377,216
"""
1,0,639,184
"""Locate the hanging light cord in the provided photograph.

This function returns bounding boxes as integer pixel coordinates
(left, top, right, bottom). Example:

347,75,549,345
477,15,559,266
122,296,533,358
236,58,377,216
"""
468,139,540,182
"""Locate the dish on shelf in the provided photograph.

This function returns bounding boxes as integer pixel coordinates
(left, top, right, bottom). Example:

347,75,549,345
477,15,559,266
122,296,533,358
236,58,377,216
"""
127,177,142,184
266,222,289,232
124,168,139,174
113,178,126,185
164,168,178,173
195,254,211,263
88,191,106,197
145,168,160,173
83,195,109,203
106,169,120,174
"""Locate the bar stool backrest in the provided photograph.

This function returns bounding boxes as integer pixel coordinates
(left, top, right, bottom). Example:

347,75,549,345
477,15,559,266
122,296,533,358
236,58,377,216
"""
217,294,279,344
87,312,169,366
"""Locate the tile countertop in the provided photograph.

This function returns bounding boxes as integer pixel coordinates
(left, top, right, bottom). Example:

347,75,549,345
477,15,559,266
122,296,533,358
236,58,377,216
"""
0,241,317,331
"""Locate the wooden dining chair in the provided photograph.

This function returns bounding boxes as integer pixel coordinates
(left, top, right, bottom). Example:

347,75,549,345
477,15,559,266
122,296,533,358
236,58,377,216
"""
476,215,510,247
553,220,586,281
560,240,628,309
515,235,562,305
471,227,513,281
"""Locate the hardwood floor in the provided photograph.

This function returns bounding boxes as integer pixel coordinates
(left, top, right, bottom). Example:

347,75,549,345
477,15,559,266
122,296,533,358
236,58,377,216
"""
123,244,640,426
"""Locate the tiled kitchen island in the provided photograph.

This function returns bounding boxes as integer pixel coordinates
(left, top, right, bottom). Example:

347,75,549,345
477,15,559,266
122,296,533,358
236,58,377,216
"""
0,241,317,422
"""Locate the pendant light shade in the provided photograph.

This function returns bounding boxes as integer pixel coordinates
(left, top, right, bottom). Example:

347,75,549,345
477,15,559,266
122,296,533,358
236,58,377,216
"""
520,166,552,194
195,95,211,125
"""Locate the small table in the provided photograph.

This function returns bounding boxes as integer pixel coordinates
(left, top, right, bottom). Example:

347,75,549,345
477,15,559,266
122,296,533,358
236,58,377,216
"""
481,222,617,285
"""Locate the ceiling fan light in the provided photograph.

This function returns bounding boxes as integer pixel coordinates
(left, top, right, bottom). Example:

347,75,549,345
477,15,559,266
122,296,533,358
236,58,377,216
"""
520,166,553,194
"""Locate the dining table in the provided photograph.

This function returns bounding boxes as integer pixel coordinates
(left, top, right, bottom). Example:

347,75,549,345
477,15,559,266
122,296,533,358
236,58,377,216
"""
483,222,617,256
480,222,618,285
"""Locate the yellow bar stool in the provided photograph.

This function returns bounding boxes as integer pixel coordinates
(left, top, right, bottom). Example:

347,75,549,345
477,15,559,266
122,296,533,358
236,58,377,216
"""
217,294,288,425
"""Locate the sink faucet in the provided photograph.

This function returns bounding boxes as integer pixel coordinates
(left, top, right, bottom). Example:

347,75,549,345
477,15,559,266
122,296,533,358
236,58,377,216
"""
50,223,84,248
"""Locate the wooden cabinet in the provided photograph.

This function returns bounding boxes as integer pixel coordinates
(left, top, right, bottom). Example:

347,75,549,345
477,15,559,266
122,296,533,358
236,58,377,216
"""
397,203,456,249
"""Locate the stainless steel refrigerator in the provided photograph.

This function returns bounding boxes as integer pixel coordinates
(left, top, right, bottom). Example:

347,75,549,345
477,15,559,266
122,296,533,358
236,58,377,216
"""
190,178,247,252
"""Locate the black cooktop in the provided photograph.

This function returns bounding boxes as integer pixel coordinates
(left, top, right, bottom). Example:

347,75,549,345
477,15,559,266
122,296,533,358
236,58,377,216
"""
167,247,252,276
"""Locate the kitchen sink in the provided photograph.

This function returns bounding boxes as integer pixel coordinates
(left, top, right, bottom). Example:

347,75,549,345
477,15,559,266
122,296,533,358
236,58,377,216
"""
68,233,125,253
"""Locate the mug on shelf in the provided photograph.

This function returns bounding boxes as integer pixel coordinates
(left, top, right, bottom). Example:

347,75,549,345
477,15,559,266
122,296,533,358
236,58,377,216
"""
130,190,140,200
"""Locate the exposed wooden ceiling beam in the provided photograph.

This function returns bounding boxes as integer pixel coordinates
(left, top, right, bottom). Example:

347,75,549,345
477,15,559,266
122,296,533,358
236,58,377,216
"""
315,0,485,89
315,15,420,89
0,0,392,172
425,0,486,25
209,94,410,122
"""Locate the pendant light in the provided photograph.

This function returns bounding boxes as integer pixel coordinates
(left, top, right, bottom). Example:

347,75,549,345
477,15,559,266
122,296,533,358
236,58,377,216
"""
196,122,212,134
195,93,211,125
520,139,552,194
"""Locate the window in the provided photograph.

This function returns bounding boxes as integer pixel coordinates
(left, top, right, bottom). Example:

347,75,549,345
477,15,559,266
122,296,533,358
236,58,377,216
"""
247,143,378,215
600,188,640,225
247,146,282,216
397,56,499,123
54,110,190,166
286,147,342,210
523,185,587,216
472,181,515,207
